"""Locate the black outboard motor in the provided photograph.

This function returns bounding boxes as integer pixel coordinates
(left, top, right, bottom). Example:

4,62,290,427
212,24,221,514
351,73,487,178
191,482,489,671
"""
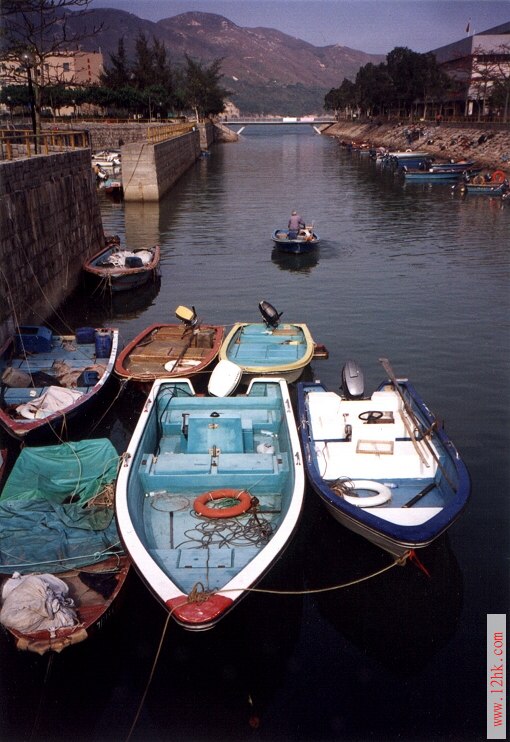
341,359,365,399
259,300,283,329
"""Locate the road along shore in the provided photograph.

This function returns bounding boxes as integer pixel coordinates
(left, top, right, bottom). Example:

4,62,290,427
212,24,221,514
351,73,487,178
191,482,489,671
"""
323,121,510,174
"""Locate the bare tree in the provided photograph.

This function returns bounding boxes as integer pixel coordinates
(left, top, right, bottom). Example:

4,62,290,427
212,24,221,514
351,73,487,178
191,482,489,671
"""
470,43,510,122
1,0,103,133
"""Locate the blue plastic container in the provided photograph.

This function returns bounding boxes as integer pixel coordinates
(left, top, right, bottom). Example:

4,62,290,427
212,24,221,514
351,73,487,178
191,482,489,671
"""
15,326,52,354
76,327,96,344
95,330,112,359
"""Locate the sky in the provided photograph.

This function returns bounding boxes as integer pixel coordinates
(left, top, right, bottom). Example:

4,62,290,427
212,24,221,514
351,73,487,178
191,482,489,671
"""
89,0,509,54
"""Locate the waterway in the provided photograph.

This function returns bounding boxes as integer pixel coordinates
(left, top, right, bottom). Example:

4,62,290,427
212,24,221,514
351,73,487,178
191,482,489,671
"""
1,126,509,741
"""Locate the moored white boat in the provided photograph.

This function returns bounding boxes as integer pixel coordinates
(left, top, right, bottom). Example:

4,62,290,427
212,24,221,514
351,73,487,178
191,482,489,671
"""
297,358,470,557
115,376,305,630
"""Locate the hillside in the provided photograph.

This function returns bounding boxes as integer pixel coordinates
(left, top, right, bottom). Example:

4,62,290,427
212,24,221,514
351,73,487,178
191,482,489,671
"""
67,8,384,114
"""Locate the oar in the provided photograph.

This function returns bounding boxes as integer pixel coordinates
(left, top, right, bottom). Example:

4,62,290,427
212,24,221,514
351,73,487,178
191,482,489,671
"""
402,482,437,508
378,357,457,491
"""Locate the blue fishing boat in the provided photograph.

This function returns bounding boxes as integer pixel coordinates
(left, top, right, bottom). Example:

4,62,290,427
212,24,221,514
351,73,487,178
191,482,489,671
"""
219,301,317,386
271,226,320,254
0,438,129,653
0,325,119,441
115,376,305,630
296,358,470,557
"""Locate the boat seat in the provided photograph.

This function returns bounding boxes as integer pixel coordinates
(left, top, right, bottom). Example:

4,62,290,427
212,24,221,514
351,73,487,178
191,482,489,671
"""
316,440,437,480
187,416,244,453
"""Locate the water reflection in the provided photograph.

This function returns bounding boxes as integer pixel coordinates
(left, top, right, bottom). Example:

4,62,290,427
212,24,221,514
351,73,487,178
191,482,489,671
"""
271,246,319,273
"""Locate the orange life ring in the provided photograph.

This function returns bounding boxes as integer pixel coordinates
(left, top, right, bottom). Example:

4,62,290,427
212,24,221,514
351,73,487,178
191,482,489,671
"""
193,489,252,518
472,175,485,185
492,170,506,184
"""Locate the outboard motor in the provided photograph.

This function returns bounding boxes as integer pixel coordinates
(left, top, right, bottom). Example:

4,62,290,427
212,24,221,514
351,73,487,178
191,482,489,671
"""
259,300,283,329
341,359,365,399
175,305,198,327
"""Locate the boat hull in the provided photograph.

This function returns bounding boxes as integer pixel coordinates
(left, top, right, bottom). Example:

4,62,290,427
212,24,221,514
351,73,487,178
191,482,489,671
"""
115,377,305,630
114,323,224,389
0,328,119,441
83,243,161,293
219,322,315,385
297,379,470,557
271,229,320,254
0,438,129,653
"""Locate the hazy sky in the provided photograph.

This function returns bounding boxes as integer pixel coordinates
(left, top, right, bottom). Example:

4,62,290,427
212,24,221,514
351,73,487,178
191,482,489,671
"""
89,0,509,54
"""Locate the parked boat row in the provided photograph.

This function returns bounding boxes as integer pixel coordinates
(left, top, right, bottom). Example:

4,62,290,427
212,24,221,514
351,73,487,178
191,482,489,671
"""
0,300,471,646
340,138,509,196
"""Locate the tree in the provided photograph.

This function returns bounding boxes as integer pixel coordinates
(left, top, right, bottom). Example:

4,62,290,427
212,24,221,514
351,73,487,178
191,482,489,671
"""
100,37,130,89
0,0,103,134
470,43,510,122
180,56,229,122
324,79,356,117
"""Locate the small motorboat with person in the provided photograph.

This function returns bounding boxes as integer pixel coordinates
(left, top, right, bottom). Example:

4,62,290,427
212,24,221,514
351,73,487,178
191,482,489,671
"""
297,358,470,557
271,225,320,254
114,305,224,391
115,375,305,630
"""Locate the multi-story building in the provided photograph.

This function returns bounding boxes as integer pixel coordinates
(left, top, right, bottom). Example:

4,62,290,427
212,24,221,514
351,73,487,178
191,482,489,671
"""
431,22,510,118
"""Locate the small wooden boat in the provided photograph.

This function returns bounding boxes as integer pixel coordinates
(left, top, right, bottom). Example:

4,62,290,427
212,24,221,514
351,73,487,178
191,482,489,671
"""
115,376,305,630
271,226,320,254
0,438,129,654
83,240,160,294
219,301,316,385
0,325,119,441
297,358,470,557
114,306,224,390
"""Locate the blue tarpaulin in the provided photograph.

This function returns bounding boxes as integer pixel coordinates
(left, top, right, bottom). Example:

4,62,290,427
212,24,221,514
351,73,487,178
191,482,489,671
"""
0,439,123,574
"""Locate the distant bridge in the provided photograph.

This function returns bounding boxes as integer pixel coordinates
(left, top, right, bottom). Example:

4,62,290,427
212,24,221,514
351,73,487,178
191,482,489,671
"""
222,117,337,134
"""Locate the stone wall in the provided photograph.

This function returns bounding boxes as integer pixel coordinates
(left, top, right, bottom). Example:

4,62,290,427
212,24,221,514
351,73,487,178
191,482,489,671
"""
323,121,510,172
0,149,104,345
122,128,202,201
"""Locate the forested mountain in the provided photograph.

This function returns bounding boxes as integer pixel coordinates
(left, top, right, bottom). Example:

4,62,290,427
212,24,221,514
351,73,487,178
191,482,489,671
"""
66,8,385,113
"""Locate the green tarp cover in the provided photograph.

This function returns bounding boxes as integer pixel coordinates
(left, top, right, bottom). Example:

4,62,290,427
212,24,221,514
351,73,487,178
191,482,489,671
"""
0,439,123,574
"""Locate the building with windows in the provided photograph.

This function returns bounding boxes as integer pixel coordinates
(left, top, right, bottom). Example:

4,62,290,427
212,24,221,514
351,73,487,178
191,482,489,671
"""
431,22,510,118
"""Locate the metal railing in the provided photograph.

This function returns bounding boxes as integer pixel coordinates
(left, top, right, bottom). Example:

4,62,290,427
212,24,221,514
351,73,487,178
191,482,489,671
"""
0,129,90,160
146,122,196,144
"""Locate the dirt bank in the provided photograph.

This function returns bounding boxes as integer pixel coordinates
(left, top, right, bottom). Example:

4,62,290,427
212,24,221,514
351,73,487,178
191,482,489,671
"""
323,121,510,173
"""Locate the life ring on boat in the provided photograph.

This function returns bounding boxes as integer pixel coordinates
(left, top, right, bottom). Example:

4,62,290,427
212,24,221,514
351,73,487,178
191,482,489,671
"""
491,170,507,184
193,489,253,518
342,480,392,508
472,174,485,185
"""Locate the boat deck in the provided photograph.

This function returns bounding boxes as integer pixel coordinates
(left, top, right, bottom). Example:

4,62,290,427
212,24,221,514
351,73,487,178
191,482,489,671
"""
229,326,308,365
308,390,447,512
1,341,108,404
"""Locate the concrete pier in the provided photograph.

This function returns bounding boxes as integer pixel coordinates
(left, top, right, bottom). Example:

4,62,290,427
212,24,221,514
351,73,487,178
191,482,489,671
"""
121,129,202,202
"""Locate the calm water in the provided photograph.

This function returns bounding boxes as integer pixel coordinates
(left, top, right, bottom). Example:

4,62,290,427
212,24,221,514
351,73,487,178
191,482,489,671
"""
1,127,509,741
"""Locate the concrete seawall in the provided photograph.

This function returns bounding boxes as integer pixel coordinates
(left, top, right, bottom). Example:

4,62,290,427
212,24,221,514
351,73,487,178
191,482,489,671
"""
121,128,202,202
0,149,104,345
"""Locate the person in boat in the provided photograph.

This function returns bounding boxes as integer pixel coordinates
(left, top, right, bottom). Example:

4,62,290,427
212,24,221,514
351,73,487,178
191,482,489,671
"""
288,210,305,239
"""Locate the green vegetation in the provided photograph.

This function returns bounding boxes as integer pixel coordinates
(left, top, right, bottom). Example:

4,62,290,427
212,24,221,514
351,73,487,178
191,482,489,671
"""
325,47,451,119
